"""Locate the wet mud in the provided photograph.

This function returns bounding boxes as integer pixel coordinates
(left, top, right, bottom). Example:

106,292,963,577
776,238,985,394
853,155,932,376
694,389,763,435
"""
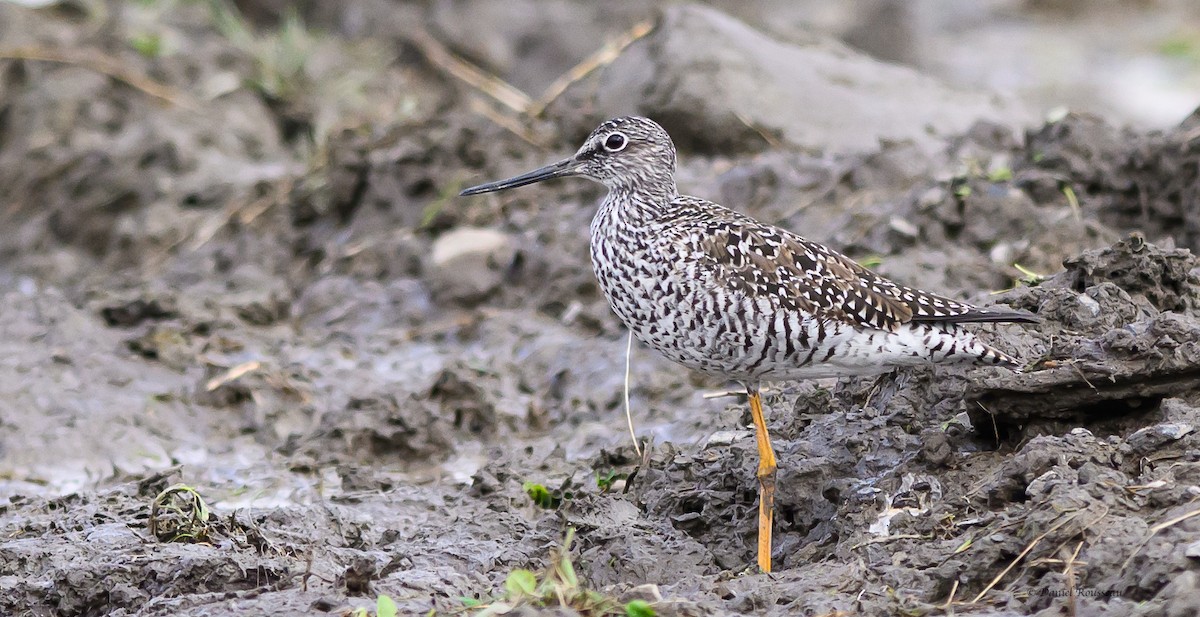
2,2,1200,616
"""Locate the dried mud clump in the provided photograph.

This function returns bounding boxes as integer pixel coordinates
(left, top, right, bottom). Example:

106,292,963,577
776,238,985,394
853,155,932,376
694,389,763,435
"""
1019,111,1200,252
969,235,1200,435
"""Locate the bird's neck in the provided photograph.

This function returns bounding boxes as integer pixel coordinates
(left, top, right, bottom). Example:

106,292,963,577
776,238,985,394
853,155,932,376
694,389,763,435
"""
598,182,679,227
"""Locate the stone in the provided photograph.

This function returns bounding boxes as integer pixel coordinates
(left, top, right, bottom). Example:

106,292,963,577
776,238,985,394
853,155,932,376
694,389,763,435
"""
552,4,1030,155
426,227,516,305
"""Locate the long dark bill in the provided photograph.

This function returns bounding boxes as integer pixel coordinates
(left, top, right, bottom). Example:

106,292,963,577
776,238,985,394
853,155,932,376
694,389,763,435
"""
459,157,580,195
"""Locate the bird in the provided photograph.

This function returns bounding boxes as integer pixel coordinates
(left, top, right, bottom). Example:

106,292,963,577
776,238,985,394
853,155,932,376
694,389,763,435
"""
459,116,1037,573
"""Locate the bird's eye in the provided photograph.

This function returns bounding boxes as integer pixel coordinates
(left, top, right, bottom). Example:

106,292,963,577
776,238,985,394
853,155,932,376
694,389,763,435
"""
603,132,627,152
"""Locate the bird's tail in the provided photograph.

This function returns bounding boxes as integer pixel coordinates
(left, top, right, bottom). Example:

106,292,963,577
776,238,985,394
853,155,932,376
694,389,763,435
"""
912,307,1041,325
977,341,1025,370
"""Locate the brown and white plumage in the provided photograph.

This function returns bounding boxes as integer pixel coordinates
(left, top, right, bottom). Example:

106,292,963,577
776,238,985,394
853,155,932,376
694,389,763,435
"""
461,115,1037,573
567,118,1035,385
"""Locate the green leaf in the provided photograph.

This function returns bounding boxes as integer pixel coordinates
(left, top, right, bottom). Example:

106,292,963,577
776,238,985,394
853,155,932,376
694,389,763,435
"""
558,553,578,589
987,166,1013,182
625,599,657,617
1012,263,1046,285
596,470,621,491
1061,184,1080,214
376,594,398,617
857,255,883,269
1160,37,1193,57
129,33,163,58
522,481,559,509
504,569,538,598
457,596,482,608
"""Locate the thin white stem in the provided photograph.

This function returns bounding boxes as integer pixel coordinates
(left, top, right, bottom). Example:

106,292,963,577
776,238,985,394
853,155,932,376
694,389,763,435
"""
624,329,641,456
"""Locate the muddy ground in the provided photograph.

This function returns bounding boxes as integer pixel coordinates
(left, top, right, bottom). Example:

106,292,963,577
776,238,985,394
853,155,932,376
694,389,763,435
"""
2,1,1200,616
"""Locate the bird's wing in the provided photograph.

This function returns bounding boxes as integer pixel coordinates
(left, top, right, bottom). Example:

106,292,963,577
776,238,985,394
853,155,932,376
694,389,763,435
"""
683,215,1034,331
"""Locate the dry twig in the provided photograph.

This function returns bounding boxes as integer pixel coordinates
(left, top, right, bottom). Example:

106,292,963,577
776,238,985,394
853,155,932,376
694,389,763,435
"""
942,579,959,615
849,534,923,550
409,31,531,114
527,19,655,117
0,46,193,109
734,111,784,150
188,177,294,251
1063,540,1084,617
205,361,262,391
467,98,546,148
969,511,1080,603
1118,500,1200,573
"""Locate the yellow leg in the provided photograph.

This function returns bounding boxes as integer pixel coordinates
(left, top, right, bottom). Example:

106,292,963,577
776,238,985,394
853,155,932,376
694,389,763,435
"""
747,385,776,573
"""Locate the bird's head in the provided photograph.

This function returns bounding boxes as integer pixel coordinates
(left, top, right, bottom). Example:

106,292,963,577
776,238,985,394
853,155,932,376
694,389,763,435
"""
460,116,677,196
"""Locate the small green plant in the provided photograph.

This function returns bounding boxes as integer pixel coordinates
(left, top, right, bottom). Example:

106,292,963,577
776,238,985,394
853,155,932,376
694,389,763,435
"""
1159,32,1200,62
148,483,212,543
454,529,655,617
523,481,561,509
1061,183,1080,218
857,255,883,269
203,0,404,147
207,2,315,102
987,166,1013,182
625,599,656,617
1013,263,1046,286
419,180,464,229
129,32,164,58
349,594,398,617
523,478,576,509
595,470,625,492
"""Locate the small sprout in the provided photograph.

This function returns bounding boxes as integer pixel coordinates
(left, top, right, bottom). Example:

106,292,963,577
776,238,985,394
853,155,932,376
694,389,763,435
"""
1061,183,1080,218
950,176,972,200
350,594,399,616
149,483,212,543
987,166,1013,182
1159,36,1198,59
376,594,398,617
625,599,657,617
458,528,636,615
857,255,883,269
523,481,560,509
596,470,624,492
129,32,164,58
1031,151,1045,163
419,202,445,229
555,531,579,588
504,569,538,598
1013,263,1046,286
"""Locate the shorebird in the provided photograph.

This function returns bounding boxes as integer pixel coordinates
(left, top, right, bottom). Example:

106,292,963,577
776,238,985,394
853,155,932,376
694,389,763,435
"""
460,116,1036,573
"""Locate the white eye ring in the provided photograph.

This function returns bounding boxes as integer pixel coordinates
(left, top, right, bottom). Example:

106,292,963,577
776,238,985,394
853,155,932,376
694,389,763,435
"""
603,132,628,152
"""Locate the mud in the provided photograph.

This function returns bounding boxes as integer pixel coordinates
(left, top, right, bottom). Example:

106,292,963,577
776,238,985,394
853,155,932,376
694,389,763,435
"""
2,2,1200,616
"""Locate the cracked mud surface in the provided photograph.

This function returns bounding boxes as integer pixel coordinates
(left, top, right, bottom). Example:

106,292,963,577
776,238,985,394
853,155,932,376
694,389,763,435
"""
2,2,1200,616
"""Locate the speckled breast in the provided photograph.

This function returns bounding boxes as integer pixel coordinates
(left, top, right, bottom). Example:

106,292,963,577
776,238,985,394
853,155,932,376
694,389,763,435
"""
589,210,795,380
